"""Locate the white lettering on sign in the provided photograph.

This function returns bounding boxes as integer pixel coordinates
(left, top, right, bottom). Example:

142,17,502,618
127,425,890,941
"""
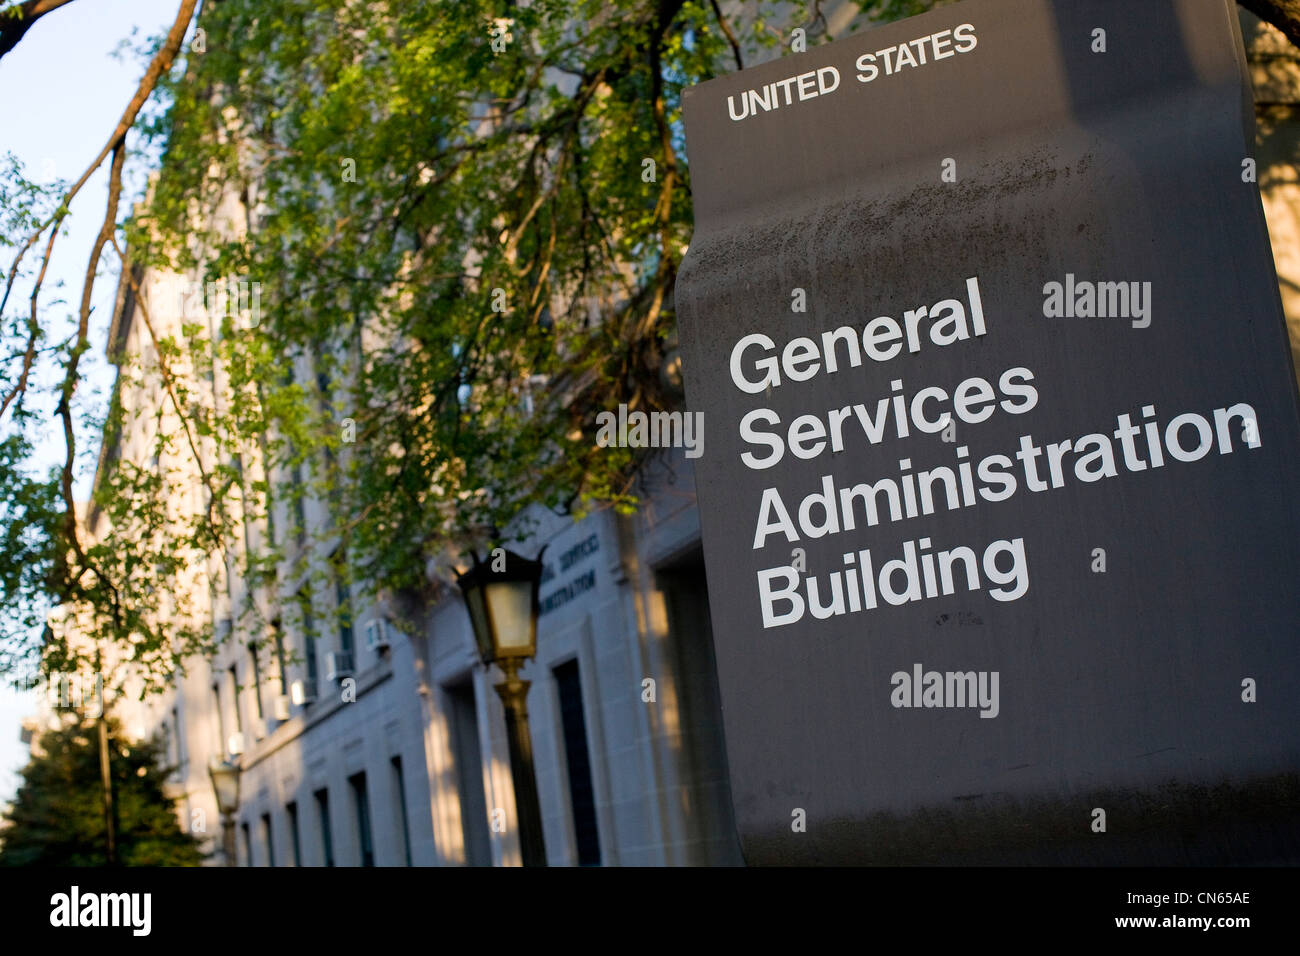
724,23,979,122
757,536,1028,629
855,24,978,83
730,271,1265,627
727,67,841,122
729,276,988,395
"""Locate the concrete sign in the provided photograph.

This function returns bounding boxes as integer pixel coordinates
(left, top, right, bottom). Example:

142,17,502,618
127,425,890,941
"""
677,0,1300,863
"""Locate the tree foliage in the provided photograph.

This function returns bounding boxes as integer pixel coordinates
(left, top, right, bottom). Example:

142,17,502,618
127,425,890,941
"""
3,0,825,683
0,0,206,692
131,0,769,606
13,0,1291,699
0,716,203,866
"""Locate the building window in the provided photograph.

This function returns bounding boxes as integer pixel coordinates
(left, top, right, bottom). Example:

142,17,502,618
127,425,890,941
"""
391,756,412,867
446,679,491,865
273,622,289,698
314,788,334,867
297,591,319,699
657,549,743,864
349,772,374,867
286,801,302,867
291,461,307,549
316,363,342,508
553,659,601,866
248,644,264,725
171,706,183,771
241,821,253,867
261,812,274,867
211,683,225,753
334,567,354,658
233,453,254,561
223,553,235,612
227,665,243,738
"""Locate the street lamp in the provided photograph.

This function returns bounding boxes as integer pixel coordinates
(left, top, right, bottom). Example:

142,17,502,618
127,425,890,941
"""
208,757,242,867
455,546,547,867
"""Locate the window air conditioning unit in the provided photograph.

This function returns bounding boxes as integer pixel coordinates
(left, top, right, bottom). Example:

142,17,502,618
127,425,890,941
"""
363,618,391,653
324,651,354,683
273,695,291,721
290,679,316,707
227,732,245,756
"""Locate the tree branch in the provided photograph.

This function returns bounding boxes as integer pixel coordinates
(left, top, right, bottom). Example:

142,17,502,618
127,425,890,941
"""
54,142,124,595
709,0,743,71
0,0,198,331
0,0,79,62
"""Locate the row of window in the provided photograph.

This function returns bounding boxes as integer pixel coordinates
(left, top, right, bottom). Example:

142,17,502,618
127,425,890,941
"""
444,659,601,866
239,758,413,866
219,441,359,735
209,582,371,753
199,646,603,866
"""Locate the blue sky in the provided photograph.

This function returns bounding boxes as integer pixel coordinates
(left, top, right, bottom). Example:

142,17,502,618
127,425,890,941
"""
0,0,183,804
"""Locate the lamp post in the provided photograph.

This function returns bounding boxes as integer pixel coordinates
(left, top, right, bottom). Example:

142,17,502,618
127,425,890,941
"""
456,547,547,867
208,757,242,867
